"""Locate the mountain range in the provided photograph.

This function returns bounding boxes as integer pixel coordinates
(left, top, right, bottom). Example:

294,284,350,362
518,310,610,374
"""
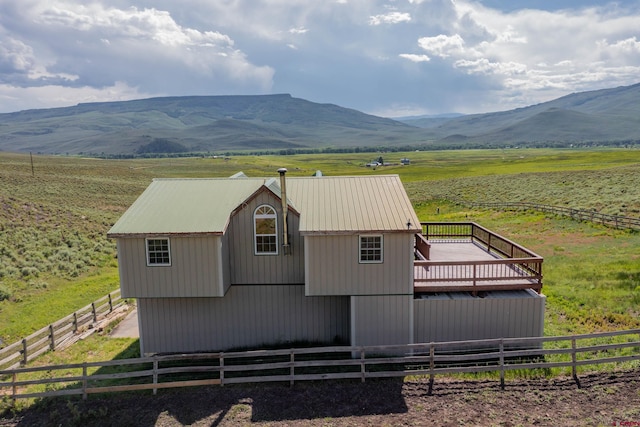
0,83,638,155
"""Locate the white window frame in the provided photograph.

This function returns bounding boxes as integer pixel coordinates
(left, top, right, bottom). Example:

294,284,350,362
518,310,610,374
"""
254,204,278,255
359,235,383,264
146,237,171,266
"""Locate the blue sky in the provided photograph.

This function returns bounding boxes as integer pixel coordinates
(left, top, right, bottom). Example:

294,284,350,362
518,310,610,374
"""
1,0,639,117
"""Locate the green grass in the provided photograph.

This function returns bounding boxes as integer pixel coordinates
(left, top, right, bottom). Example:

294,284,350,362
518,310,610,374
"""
0,269,120,342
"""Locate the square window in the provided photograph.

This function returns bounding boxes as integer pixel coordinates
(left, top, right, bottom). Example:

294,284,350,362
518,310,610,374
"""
359,235,383,263
256,235,277,254
146,238,171,266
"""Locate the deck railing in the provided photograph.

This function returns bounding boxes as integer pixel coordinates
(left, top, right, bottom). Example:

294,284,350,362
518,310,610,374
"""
415,222,543,293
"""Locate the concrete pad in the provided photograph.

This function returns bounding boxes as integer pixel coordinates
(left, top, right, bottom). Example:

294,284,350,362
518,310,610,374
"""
110,308,139,338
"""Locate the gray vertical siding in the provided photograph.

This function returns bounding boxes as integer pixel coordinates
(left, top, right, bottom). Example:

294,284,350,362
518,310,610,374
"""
350,295,413,347
228,191,305,284
137,285,350,354
413,290,546,344
221,231,231,294
117,236,225,298
305,233,414,296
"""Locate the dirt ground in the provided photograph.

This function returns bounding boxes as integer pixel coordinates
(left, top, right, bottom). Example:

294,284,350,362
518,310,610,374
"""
1,370,639,426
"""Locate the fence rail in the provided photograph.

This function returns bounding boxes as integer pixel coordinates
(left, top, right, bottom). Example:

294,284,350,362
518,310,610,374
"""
0,290,124,371
461,201,640,230
2,329,639,400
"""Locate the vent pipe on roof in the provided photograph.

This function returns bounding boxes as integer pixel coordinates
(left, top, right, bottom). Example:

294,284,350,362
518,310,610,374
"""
277,168,290,255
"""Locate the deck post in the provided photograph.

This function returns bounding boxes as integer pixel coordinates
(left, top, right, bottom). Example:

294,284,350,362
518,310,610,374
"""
472,264,478,296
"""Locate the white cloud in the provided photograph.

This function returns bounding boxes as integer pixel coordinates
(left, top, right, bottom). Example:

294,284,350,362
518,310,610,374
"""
409,1,640,110
418,34,466,58
454,58,528,76
399,53,431,62
1,0,640,115
288,27,309,35
0,0,273,111
0,81,153,112
369,11,411,26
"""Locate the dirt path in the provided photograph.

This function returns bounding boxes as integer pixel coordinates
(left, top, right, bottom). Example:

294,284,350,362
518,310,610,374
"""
2,370,639,426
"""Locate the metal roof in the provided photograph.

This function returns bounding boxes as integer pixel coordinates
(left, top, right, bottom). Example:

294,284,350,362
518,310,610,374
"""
108,178,264,236
286,175,420,234
108,174,421,237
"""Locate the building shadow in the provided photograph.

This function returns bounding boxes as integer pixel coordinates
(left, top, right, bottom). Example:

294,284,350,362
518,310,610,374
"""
8,378,408,426
4,340,408,426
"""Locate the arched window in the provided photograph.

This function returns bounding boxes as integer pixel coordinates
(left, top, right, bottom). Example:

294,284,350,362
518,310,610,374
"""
254,205,278,255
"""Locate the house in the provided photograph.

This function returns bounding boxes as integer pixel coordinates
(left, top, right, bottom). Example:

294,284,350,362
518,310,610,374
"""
108,170,545,355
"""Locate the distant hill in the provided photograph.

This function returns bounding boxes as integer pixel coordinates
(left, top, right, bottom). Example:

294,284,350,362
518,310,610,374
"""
0,83,639,155
0,94,427,155
403,83,640,145
396,113,465,129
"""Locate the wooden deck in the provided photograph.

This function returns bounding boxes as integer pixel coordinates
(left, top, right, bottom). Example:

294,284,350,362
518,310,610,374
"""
414,223,543,294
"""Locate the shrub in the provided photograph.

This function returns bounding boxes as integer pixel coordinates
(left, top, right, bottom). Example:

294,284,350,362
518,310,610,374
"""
0,285,11,301
21,266,39,278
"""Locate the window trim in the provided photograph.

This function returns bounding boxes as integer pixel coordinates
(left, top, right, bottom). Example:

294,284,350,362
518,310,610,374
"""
146,237,171,267
358,234,383,264
254,204,278,255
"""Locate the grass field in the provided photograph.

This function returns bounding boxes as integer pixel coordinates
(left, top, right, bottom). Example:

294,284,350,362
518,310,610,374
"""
1,148,639,346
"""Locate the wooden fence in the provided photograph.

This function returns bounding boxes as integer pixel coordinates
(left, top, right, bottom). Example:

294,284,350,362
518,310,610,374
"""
462,201,640,230
2,329,639,400
0,290,124,371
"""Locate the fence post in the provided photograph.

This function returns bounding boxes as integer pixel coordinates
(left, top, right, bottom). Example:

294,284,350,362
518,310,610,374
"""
290,350,295,386
428,342,435,396
21,339,27,365
73,312,78,332
571,338,581,388
153,357,158,395
49,324,56,351
12,372,17,401
360,347,366,383
108,293,113,312
499,340,505,390
82,363,88,400
220,352,224,387
91,302,97,322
